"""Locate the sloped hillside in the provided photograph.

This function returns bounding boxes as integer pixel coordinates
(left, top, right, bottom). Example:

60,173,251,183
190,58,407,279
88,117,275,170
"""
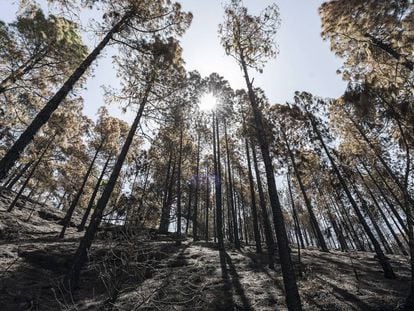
0,189,411,311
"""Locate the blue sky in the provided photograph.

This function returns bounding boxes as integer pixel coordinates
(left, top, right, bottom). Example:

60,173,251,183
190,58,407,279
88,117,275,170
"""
1,0,347,123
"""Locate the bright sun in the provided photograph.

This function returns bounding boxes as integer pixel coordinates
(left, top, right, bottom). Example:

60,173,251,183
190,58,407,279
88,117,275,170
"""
199,93,217,111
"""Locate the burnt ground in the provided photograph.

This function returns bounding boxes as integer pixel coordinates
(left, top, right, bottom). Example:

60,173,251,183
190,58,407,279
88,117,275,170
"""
0,188,411,310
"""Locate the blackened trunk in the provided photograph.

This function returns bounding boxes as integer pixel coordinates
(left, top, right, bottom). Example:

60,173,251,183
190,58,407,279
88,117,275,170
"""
59,145,101,238
185,184,193,235
176,126,184,245
287,173,305,249
67,77,149,288
205,166,210,241
193,133,201,241
224,120,240,248
251,142,276,269
241,55,301,310
246,139,262,253
159,150,174,233
56,191,67,210
78,154,111,232
213,113,224,251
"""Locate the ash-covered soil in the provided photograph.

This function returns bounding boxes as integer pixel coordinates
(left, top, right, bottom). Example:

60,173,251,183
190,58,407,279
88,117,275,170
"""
0,188,411,310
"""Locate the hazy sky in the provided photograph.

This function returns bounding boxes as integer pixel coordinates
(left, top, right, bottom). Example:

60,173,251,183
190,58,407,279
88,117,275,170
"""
2,0,347,123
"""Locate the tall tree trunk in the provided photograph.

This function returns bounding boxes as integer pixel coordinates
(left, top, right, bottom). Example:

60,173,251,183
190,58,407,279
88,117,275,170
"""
67,75,151,288
59,144,102,238
245,139,262,253
287,173,305,249
159,149,174,233
224,120,240,248
213,113,224,251
240,54,301,310
237,173,249,245
78,154,111,232
251,142,276,269
176,126,184,245
0,12,132,180
185,184,193,235
193,132,201,241
224,159,233,243
282,127,328,252
308,112,396,279
205,166,210,241
134,164,151,227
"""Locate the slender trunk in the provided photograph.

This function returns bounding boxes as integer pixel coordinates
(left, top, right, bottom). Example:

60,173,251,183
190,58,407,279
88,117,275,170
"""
133,164,150,227
224,120,240,248
238,173,249,245
245,139,262,253
287,173,305,249
185,184,193,235
159,149,174,232
205,166,210,241
67,75,150,288
193,132,201,241
252,142,276,269
78,154,111,232
309,112,395,278
59,145,101,238
0,12,132,180
213,113,224,251
224,159,233,242
176,126,184,245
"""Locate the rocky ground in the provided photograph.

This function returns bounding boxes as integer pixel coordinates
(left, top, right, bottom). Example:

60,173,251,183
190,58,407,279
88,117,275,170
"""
0,188,411,310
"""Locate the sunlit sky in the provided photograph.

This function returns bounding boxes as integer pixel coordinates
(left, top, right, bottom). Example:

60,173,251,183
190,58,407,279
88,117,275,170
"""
2,0,347,123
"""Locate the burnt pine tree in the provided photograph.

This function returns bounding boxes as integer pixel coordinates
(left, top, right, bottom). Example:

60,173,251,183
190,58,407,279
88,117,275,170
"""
67,37,186,288
219,1,302,309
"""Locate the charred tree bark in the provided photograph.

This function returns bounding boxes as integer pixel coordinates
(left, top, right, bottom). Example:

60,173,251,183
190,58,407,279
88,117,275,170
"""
78,154,111,232
251,142,276,269
59,144,101,238
245,139,262,253
67,75,151,288
213,112,224,251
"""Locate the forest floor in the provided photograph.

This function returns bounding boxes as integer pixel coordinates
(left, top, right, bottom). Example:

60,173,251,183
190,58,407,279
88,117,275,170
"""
0,188,411,311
